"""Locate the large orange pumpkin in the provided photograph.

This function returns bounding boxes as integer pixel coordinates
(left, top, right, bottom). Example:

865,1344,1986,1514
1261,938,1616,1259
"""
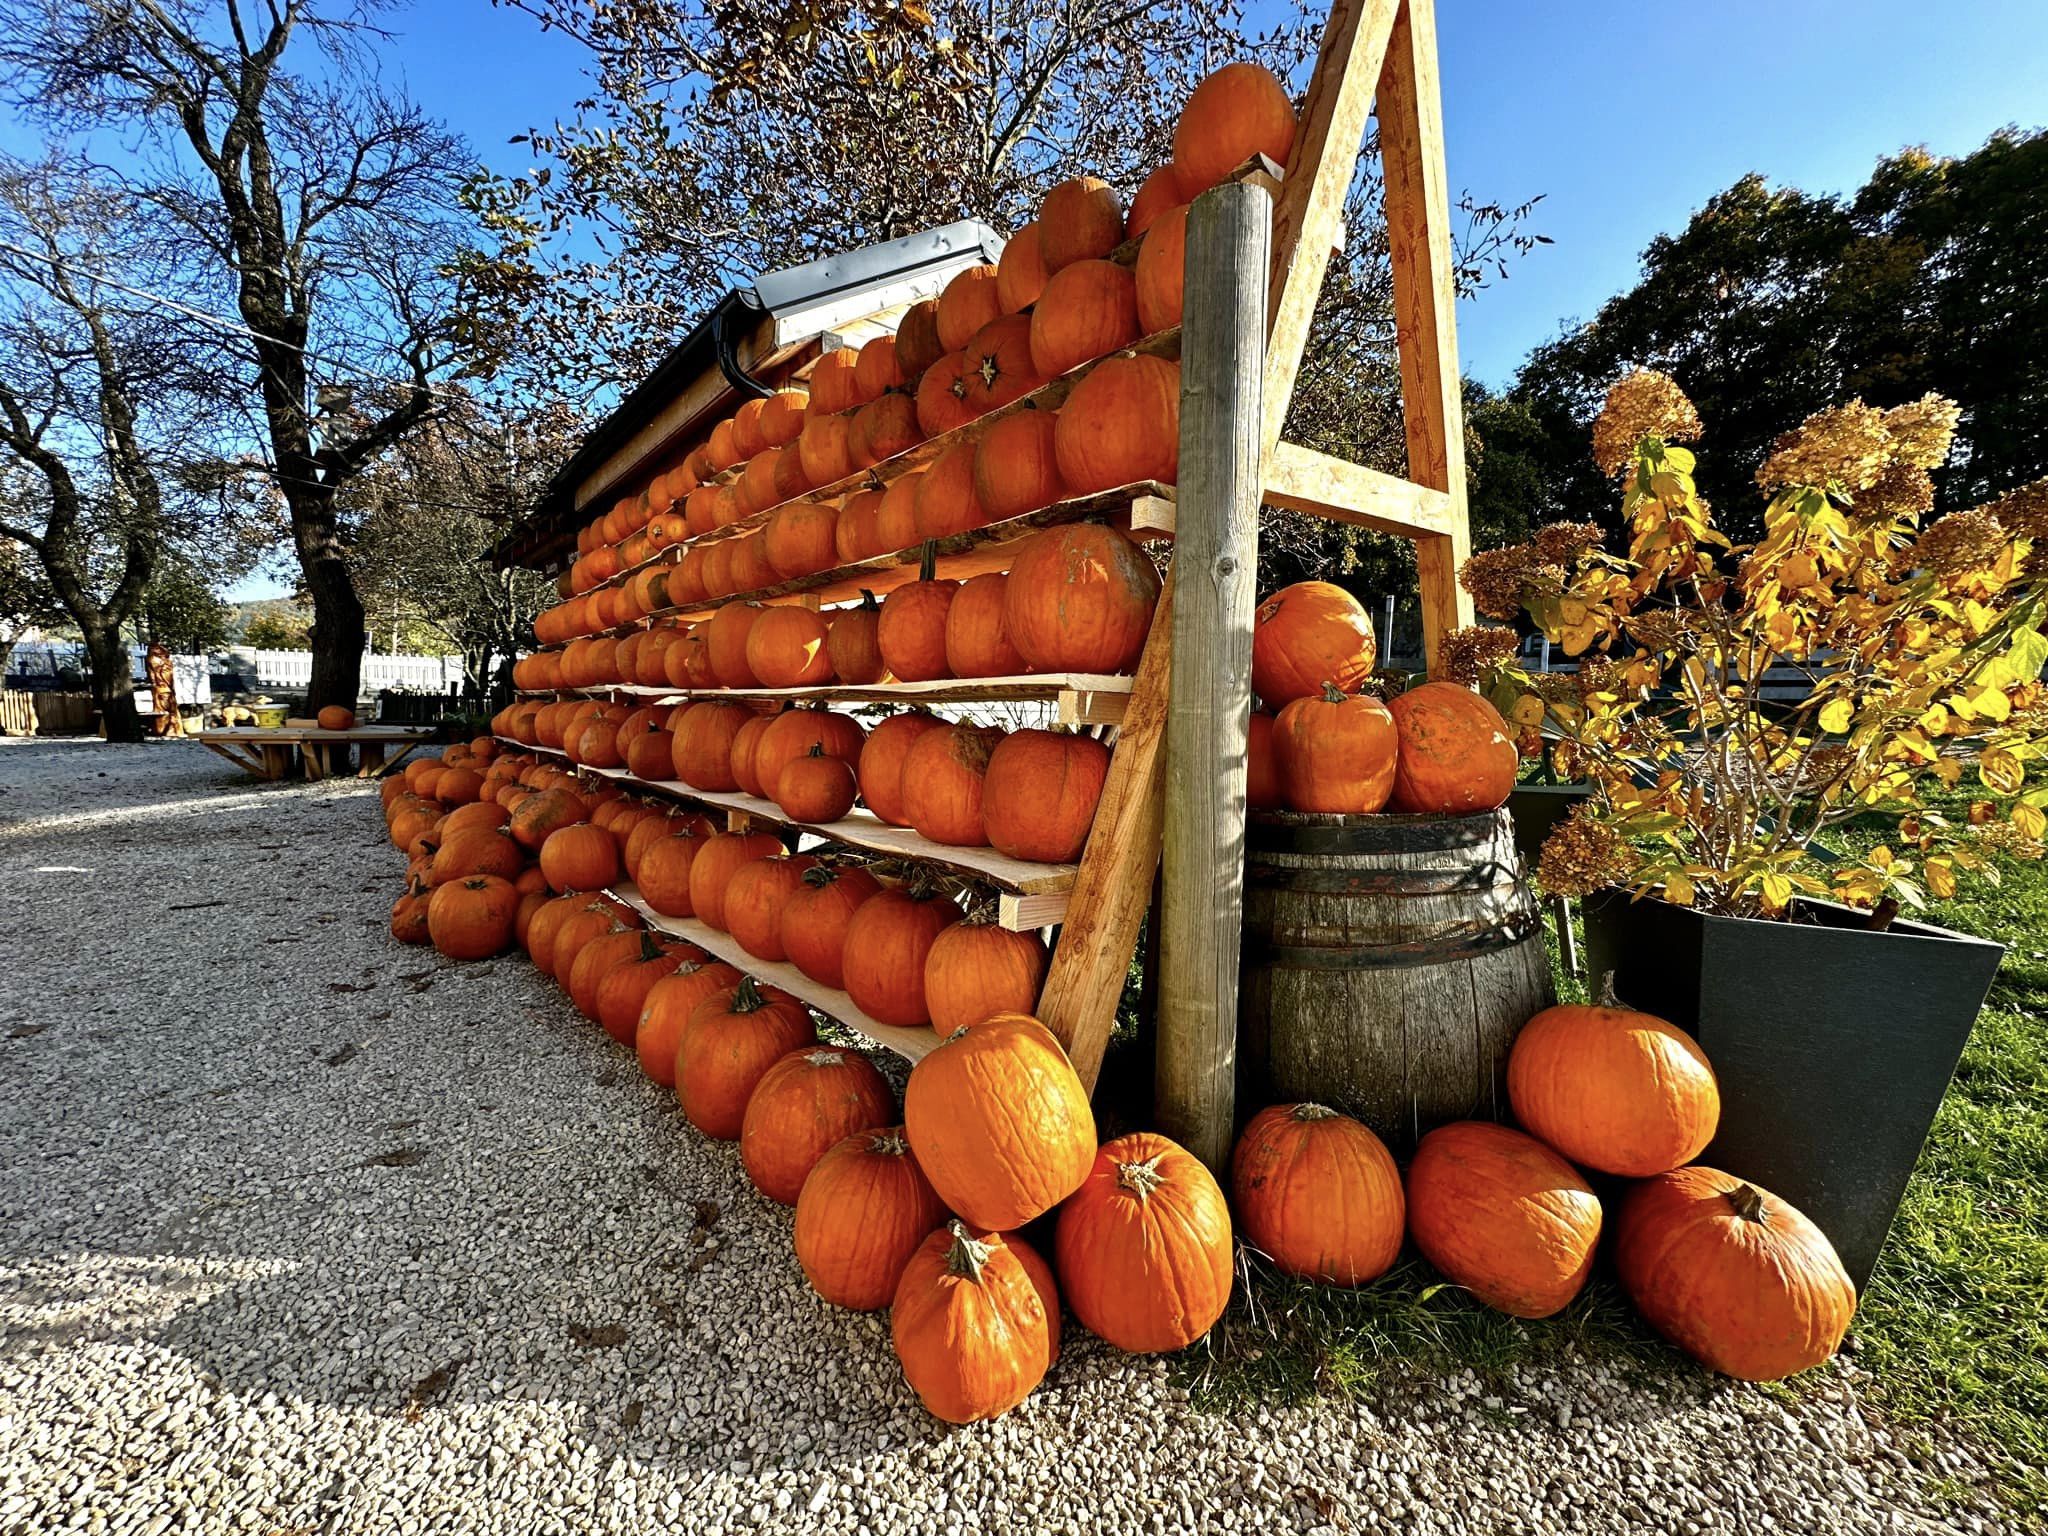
994,221,1048,314
775,745,859,823
902,1012,1094,1228
1405,1121,1603,1318
1251,581,1377,707
744,605,834,688
1386,682,1518,813
912,442,987,541
507,786,588,851
944,572,1028,679
873,471,923,553
959,314,1039,415
914,352,976,438
1029,259,1139,380
426,874,520,961
795,1126,949,1311
671,700,756,791
1273,684,1399,814
1231,1104,1404,1286
762,500,840,581
538,821,621,893
1614,1167,1856,1382
429,826,525,887
797,409,857,488
877,577,958,683
851,391,923,466
1003,523,1160,674
972,407,1066,521
840,883,963,1027
891,1223,1056,1424
729,711,779,799
1134,201,1188,336
807,348,863,415
980,729,1110,863
722,852,820,962
705,602,766,689
902,723,1003,847
936,264,1003,353
594,932,695,1044
634,827,706,917
854,333,903,398
857,710,947,827
923,923,1048,1035
1036,176,1123,274
751,708,865,805
1053,353,1180,492
1246,711,1282,810
894,299,946,381
566,924,650,1019
1125,166,1183,241
740,1045,896,1206
685,830,784,931
826,591,888,684
1507,983,1721,1177
674,976,817,1139
759,386,809,446
1054,1131,1232,1353
779,864,884,989
1171,61,1298,198
634,959,743,1087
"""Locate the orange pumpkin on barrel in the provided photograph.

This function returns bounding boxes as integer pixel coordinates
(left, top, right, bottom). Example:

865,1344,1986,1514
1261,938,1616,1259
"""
1386,682,1518,813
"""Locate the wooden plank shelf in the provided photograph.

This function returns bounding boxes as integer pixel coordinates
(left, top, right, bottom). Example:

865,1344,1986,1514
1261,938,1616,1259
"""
498,739,1075,929
609,881,943,1064
516,672,1136,726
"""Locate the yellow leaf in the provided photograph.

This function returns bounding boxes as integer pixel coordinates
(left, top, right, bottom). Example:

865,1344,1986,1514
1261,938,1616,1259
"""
1969,685,2013,723
1919,704,1951,736
1510,694,1545,727
1818,698,1853,734
1933,757,1964,787
2015,803,2047,842
1870,845,1895,870
1980,749,2025,795
1926,859,1957,900
1760,873,1794,911
1663,873,1695,906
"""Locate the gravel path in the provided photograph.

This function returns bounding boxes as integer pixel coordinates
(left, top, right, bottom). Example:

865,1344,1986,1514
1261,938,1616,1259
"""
0,740,2009,1535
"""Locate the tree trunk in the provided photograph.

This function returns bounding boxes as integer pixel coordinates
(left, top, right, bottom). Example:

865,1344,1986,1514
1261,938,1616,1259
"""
301,537,366,715
83,623,144,743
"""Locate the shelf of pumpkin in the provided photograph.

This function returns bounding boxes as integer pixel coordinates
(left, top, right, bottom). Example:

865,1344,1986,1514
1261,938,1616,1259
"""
497,737,1077,929
607,880,946,1065
515,672,1137,727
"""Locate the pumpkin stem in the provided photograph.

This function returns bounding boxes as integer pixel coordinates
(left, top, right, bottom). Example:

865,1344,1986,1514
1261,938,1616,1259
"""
806,742,826,758
1320,681,1348,704
800,863,839,888
1115,1155,1166,1201
1596,970,1625,1009
1725,1183,1770,1224
944,1220,992,1281
1291,1103,1338,1122
730,974,767,1014
637,930,666,962
918,540,937,583
801,1048,844,1067
857,588,880,613
867,1127,910,1156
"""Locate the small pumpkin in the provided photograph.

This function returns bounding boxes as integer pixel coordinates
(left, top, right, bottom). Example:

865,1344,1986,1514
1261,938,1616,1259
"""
914,352,976,438
891,1222,1055,1424
389,877,431,945
776,744,859,824
567,924,650,1021
722,852,820,961
634,828,706,917
1273,683,1398,814
1251,581,1377,707
675,976,818,1139
1386,682,1518,814
429,826,525,887
825,590,888,684
912,442,987,541
594,931,695,1044
840,881,964,1027
752,708,866,804
740,1045,896,1205
780,864,885,990
795,1127,950,1311
980,729,1110,863
923,923,1048,1035
1231,1104,1404,1286
671,700,756,791
507,786,587,851
315,704,355,731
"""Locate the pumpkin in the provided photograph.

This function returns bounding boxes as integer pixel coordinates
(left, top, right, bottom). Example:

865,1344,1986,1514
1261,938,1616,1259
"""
912,442,987,540
593,932,695,1043
826,591,888,684
808,347,863,414
1125,166,1182,241
1055,1131,1232,1353
622,810,689,882
873,472,923,553
960,314,1039,415
1507,980,1721,1177
759,386,809,446
835,489,886,562
740,1046,896,1205
722,852,820,962
795,1127,949,1311
730,711,779,798
944,572,1029,678
981,729,1110,863
507,786,587,851
840,882,963,1027
522,891,588,974
1134,202,1187,334
744,605,834,688
426,874,520,961
995,220,1048,313
902,1011,1094,1227
539,821,621,893
389,878,431,945
891,1222,1055,1424
924,923,1048,1035
762,500,841,581
1405,1121,1603,1319
1030,260,1140,380
851,391,923,466
429,826,525,887
1614,1167,1856,1381
566,924,650,1019
854,333,903,398
797,409,857,487
727,533,778,593
1037,176,1123,275
1053,353,1180,493
752,708,865,804
973,408,1066,522
1386,682,1519,814
624,727,676,783
663,627,712,690
1251,581,1377,706
776,745,859,824
1231,1104,1404,1286
676,977,819,1139
914,352,976,438
707,417,740,470
634,959,743,1087
686,830,784,932
894,298,946,381
1273,684,1399,814
1245,711,1282,810
635,828,706,917
935,263,1002,352
705,602,765,689
876,577,958,682
779,863,885,989
315,704,355,731
671,700,755,791
857,711,946,828
903,724,1003,847
1171,61,1298,198
732,400,769,460
1003,522,1160,673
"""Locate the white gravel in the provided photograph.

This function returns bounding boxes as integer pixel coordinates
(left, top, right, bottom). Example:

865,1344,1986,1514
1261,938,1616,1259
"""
0,739,2012,1534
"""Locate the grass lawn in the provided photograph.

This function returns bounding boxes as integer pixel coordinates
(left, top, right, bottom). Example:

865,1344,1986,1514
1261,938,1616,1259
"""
1185,810,2048,1511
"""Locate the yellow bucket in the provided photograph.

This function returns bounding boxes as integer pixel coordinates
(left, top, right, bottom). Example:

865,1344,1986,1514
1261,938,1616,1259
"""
252,704,289,729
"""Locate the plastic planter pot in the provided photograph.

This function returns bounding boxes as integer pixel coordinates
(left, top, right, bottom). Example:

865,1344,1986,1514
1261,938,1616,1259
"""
1581,888,2004,1292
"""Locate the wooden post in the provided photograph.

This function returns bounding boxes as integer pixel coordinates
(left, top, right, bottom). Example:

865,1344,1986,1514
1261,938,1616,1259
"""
1156,182,1269,1172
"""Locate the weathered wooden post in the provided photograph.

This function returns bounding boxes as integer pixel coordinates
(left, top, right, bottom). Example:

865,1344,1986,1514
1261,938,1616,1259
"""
1156,181,1270,1172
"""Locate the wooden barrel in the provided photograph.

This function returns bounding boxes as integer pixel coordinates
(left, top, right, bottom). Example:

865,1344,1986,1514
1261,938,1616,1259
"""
1238,808,1552,1152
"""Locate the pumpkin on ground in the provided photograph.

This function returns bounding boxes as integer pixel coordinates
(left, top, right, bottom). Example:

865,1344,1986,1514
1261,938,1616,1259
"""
779,864,884,989
740,1046,896,1205
981,729,1111,863
1386,682,1518,814
840,882,963,1027
1055,1131,1233,1353
923,922,1049,1035
539,822,621,893
1231,1104,1404,1286
1405,1121,1603,1319
633,959,743,1088
1615,1166,1856,1381
389,878,431,945
1251,581,1377,707
903,1012,1094,1229
1273,684,1399,814
675,977,818,1139
429,826,525,887
426,874,520,961
794,1126,949,1311
891,1223,1057,1424
1507,979,1721,1178
594,932,696,1045
1003,523,1161,674
1171,61,1299,198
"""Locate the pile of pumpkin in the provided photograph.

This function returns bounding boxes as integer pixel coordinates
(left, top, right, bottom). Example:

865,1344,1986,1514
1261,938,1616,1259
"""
519,60,1301,660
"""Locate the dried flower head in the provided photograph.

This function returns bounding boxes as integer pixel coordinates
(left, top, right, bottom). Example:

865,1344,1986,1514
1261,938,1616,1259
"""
1534,521,1606,566
1537,807,1639,899
1436,624,1519,686
1592,370,1700,476
1883,396,1962,471
1574,658,1632,699
1971,819,2046,861
1982,477,2048,542
1851,461,1936,526
1460,545,1558,621
1756,401,1893,495
1623,607,1688,653
1907,509,2008,577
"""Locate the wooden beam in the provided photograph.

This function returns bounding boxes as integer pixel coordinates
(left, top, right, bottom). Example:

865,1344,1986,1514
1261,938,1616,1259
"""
1378,0,1474,664
1264,439,1456,539
1262,0,1403,456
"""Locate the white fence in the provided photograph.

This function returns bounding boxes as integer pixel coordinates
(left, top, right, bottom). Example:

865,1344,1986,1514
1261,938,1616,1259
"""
6,644,212,704
5,642,467,700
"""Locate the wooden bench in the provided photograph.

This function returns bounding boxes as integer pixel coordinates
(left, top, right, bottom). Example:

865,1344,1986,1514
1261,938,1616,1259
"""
193,725,435,781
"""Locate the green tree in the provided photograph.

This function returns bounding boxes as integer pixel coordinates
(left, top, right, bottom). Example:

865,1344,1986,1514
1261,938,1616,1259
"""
241,606,312,650
135,553,232,654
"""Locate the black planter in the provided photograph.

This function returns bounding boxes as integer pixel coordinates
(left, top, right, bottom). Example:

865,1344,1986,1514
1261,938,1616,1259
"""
1506,783,1591,870
1581,889,2004,1293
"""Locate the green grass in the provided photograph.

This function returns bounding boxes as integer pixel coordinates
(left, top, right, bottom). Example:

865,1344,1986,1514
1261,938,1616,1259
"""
1182,818,2048,1508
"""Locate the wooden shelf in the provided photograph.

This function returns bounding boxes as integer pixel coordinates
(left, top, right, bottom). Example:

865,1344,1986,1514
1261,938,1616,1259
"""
610,881,943,1064
499,739,1073,929
516,672,1135,726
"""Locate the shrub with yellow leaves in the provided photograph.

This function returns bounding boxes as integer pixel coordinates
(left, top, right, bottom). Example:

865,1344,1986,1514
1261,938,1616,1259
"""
1456,370,2048,921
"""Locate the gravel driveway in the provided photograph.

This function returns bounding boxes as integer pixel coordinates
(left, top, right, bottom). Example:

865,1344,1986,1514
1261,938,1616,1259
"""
0,740,2009,1534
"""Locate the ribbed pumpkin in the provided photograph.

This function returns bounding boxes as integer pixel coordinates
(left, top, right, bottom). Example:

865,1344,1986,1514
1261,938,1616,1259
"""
935,263,1002,352
981,729,1111,863
634,959,743,1087
1125,166,1183,240
521,891,587,974
854,333,903,398
795,1127,950,1311
1615,1167,1856,1382
1134,202,1187,334
752,708,866,805
671,701,755,791
995,220,1048,313
1055,1131,1233,1353
798,409,857,487
891,1223,1056,1424
903,1012,1094,1228
943,572,1028,679
779,863,884,989
1387,683,1519,814
759,386,809,446
826,590,888,684
1054,352,1180,492
857,711,947,827
723,852,820,962
959,314,1039,415
1037,176,1123,274
429,826,525,887
1508,980,1721,1177
873,471,923,553
727,533,778,593
1030,260,1140,379
835,490,886,563
914,352,976,437
1171,61,1298,198
594,932,694,1045
877,577,958,682
775,745,859,823
923,923,1048,1035
506,786,587,851
675,976,818,1139
894,298,945,381
841,882,963,1027
763,500,840,580
686,830,785,932
1232,1104,1404,1286
902,723,1004,847
852,391,922,466
1252,581,1377,706
539,821,621,892
635,827,705,917
566,923,650,1017
744,605,834,688
740,1045,896,1205
807,347,862,414
1405,1121,1603,1319
427,874,521,961
1246,711,1282,810
972,407,1066,521
705,602,765,689
1003,522,1161,673
1273,684,1399,814
912,442,987,540
729,710,780,798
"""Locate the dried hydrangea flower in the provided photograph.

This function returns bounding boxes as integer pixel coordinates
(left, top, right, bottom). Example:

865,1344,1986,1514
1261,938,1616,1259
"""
1907,509,2008,576
1756,401,1893,494
1971,819,2045,861
1459,546,1553,621
1592,370,1701,476
1537,808,1638,899
1534,521,1606,566
1883,396,1962,471
1436,624,1519,685
1851,461,1936,526
1982,477,2048,541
